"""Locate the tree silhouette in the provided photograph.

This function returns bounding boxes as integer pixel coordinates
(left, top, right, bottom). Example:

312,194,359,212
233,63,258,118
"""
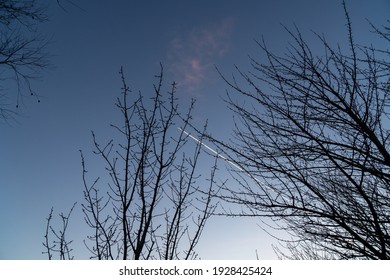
208,4,390,259
0,0,49,121
43,65,217,260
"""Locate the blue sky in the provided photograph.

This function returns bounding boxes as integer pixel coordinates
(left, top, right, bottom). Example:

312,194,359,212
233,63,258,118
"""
1,0,389,259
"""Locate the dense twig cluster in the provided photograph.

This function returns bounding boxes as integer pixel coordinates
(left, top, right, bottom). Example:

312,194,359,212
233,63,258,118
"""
0,0,49,121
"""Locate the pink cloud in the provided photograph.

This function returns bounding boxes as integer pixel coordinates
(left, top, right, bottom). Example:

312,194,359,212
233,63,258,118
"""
167,18,234,95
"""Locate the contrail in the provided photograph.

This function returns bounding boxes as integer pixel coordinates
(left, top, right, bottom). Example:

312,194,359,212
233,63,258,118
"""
177,127,285,199
178,127,243,171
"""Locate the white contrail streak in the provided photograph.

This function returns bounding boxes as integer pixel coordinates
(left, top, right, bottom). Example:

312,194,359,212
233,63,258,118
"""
177,127,284,199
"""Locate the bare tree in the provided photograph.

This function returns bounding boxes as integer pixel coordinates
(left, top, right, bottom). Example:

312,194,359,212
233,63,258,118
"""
44,65,217,260
208,3,390,259
0,0,49,121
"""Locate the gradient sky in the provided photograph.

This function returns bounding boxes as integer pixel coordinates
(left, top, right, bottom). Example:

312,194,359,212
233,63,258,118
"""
1,0,389,260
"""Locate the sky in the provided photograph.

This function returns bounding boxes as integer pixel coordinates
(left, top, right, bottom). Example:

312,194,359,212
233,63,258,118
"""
1,0,389,260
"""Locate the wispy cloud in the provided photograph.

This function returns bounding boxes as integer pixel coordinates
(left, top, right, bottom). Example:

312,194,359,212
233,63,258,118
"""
167,18,234,95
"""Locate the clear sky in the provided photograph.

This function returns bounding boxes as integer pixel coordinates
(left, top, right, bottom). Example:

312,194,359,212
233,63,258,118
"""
1,0,389,260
